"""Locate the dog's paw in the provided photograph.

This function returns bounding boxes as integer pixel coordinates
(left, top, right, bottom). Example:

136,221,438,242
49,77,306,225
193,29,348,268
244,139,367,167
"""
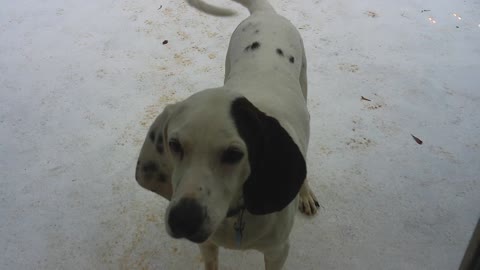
298,182,320,216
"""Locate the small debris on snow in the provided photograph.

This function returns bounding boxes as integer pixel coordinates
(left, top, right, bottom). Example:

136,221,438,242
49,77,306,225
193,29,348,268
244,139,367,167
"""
162,40,168,45
361,96,371,101
411,134,423,145
365,11,378,18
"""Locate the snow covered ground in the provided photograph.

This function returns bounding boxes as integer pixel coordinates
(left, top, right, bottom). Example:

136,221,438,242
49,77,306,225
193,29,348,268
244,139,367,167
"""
1,0,479,269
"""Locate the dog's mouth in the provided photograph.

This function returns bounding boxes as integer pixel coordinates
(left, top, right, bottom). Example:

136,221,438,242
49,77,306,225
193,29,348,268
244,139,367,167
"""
168,226,211,243
185,230,210,243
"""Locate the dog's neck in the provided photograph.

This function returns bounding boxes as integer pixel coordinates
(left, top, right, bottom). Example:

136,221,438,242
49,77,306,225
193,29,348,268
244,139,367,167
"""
226,196,245,218
226,204,245,218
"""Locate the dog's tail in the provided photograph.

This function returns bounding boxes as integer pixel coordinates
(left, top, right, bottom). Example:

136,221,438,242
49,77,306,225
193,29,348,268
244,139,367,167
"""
186,0,275,16
232,0,276,14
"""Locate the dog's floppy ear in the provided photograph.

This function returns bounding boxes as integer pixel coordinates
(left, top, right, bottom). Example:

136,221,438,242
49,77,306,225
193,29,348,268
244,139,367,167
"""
231,97,306,215
135,104,175,200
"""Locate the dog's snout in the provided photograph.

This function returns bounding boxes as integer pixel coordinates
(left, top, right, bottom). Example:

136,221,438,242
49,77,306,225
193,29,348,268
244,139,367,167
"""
168,199,205,238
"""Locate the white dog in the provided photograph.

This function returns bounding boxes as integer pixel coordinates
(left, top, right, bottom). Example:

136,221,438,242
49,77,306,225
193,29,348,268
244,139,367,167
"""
135,0,319,269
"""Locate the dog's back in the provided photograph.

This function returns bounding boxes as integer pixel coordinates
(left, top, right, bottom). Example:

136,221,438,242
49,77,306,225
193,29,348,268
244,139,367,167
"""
187,0,310,156
188,0,306,96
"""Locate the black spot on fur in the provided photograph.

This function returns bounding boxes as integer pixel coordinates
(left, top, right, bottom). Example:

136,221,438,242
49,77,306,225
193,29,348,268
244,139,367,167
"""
241,22,254,32
156,144,164,153
245,41,260,52
142,162,158,173
157,173,167,183
289,56,295,63
149,131,155,142
230,97,306,215
155,135,164,153
276,48,284,56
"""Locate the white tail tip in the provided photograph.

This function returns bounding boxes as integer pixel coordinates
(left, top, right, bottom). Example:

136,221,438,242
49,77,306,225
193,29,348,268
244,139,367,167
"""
186,0,237,17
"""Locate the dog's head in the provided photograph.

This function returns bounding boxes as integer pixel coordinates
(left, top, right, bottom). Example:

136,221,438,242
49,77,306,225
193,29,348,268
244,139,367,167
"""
135,89,306,243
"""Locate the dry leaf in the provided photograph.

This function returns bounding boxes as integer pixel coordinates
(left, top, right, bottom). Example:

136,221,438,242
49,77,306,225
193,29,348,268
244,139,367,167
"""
361,96,371,101
411,134,423,145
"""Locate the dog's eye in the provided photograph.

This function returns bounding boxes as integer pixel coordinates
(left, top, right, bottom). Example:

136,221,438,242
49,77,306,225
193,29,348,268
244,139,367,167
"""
168,139,183,156
221,148,244,164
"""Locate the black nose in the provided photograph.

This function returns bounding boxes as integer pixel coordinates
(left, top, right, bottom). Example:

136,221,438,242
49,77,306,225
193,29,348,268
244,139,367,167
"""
168,199,204,238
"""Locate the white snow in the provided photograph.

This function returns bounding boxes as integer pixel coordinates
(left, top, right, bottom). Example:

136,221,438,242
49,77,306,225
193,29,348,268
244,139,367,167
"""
1,0,479,269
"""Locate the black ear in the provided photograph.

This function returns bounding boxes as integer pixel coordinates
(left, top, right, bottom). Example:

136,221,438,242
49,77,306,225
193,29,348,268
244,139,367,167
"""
231,97,306,215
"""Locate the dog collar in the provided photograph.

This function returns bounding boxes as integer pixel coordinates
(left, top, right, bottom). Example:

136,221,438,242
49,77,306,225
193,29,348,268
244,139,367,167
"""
226,200,246,247
226,205,245,218
233,208,246,247
226,197,245,218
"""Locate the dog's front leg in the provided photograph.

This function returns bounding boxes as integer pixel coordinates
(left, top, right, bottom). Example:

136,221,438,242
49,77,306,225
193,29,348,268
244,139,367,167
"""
262,242,290,270
199,240,219,270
